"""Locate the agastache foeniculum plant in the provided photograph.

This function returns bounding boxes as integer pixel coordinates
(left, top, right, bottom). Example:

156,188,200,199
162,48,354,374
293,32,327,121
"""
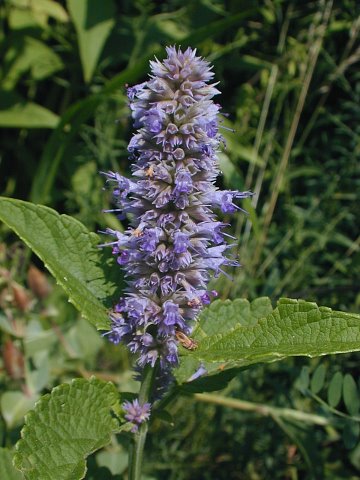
101,46,252,431
6,40,360,480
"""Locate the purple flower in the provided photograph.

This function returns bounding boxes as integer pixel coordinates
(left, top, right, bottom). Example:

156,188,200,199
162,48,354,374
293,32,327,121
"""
102,46,252,372
127,82,147,100
173,231,190,253
173,170,193,195
123,399,151,433
139,228,161,252
186,364,208,382
142,108,164,133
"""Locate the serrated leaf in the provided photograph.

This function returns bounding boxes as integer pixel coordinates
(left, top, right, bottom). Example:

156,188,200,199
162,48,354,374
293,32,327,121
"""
0,198,123,329
327,372,343,407
67,0,115,83
0,448,24,480
14,378,120,480
343,374,360,416
310,364,327,394
196,297,273,337
175,298,360,385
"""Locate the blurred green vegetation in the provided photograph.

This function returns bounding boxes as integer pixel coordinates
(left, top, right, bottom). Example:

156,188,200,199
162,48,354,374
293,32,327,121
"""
0,0,359,478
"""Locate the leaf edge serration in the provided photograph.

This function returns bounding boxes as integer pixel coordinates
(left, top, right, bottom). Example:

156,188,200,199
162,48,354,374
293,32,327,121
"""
13,377,120,480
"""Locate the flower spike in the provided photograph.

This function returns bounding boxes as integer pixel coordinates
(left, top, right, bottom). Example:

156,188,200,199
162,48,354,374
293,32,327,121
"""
103,46,252,372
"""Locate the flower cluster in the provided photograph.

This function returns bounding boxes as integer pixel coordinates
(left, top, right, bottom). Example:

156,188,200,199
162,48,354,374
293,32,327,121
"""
123,399,151,433
102,46,251,371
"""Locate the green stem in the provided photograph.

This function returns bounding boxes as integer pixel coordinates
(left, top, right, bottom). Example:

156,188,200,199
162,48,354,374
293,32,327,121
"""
194,393,330,426
128,364,157,480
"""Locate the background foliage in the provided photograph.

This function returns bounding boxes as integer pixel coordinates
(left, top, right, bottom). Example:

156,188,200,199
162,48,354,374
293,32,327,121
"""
0,0,359,478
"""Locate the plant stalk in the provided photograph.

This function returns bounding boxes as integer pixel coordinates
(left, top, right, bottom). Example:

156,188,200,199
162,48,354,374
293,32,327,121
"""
128,363,157,480
194,393,330,426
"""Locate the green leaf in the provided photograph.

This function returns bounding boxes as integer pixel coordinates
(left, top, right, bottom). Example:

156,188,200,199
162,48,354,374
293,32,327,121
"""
24,320,58,357
343,374,360,416
96,449,128,475
0,312,20,336
29,9,256,205
327,372,343,407
30,92,117,204
14,378,120,480
343,420,360,450
0,197,123,330
1,391,38,429
310,364,327,394
9,0,69,29
29,0,69,24
65,317,104,359
178,367,248,394
2,36,64,89
349,441,360,470
295,366,310,394
175,298,360,385
183,10,256,45
0,90,59,129
218,152,247,190
67,0,115,83
198,297,273,336
0,448,24,480
8,6,39,29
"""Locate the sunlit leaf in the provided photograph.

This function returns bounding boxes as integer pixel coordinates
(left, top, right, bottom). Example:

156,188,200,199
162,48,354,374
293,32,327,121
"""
175,298,360,385
14,378,120,480
30,0,69,24
0,198,123,330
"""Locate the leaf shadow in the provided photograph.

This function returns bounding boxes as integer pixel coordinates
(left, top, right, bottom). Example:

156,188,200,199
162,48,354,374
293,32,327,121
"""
89,246,125,309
